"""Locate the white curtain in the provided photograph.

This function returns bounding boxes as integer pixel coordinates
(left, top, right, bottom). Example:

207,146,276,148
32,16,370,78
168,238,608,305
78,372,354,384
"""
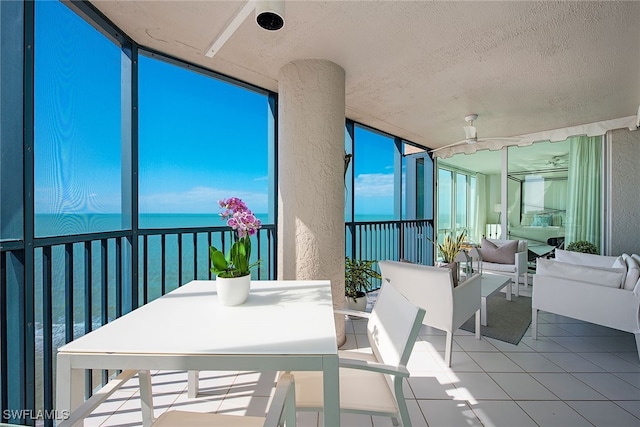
565,135,602,250
472,173,487,243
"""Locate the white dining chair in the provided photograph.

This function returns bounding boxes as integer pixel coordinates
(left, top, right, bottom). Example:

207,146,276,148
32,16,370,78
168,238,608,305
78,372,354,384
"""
151,373,296,427
289,283,426,426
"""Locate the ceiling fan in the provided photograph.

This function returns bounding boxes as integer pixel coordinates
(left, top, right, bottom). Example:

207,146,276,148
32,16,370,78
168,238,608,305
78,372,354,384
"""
430,114,520,153
531,153,569,168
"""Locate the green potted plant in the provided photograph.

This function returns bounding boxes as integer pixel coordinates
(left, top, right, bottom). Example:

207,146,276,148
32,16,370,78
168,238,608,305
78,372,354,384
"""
565,240,598,254
436,230,467,263
345,257,381,311
430,230,468,286
209,197,261,306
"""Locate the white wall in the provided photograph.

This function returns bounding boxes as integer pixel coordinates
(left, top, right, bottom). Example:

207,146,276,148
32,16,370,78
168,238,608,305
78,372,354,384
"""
608,128,640,255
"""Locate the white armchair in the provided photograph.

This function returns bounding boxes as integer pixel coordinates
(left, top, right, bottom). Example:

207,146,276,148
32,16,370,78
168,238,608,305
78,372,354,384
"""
532,251,640,361
379,260,481,367
479,238,528,296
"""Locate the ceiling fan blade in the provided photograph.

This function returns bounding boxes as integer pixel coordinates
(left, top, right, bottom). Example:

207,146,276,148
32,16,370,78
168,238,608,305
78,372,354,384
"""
429,140,468,153
476,136,522,143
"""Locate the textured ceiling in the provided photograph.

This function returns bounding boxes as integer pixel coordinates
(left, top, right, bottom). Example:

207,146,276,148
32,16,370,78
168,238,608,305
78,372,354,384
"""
88,0,640,151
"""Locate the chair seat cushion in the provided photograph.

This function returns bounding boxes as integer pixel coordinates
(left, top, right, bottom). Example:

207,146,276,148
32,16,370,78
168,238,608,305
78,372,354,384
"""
152,410,265,427
480,238,517,264
291,366,399,415
482,262,516,273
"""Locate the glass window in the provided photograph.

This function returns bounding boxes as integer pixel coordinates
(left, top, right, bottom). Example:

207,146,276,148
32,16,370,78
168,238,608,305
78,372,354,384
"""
455,173,467,229
507,140,570,257
508,137,601,255
437,168,453,240
436,162,478,243
138,55,270,229
416,158,425,218
353,126,395,221
34,1,125,237
0,0,24,241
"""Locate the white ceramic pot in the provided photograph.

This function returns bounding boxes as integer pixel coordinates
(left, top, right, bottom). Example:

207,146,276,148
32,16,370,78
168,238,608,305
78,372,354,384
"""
346,294,368,312
216,274,251,306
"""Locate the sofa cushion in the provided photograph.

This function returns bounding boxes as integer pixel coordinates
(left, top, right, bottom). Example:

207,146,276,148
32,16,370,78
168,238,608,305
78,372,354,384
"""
482,262,516,273
536,258,625,288
554,248,619,268
612,256,626,270
480,238,517,264
622,254,640,291
611,256,627,288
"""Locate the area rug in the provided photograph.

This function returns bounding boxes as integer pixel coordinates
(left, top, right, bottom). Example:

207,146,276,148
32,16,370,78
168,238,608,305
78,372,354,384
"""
460,295,532,345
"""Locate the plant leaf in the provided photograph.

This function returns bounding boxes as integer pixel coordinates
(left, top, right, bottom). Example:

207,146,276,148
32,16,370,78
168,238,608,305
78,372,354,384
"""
210,246,229,273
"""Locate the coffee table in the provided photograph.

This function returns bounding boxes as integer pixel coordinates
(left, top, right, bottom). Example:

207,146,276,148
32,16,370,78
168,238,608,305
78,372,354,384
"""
480,273,512,326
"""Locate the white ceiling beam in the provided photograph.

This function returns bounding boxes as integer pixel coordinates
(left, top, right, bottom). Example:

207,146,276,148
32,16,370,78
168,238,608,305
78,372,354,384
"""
205,0,256,58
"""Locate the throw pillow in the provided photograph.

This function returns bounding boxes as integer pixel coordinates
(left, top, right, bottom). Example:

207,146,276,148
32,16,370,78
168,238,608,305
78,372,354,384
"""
480,238,517,264
536,258,625,289
622,254,640,291
532,213,552,227
612,256,627,288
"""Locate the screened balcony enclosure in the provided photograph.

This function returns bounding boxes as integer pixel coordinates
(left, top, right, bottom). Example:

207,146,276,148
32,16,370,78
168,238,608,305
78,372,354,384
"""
2,0,640,426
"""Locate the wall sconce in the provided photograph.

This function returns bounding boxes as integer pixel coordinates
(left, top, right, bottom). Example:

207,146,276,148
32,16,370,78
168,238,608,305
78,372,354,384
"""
344,153,352,179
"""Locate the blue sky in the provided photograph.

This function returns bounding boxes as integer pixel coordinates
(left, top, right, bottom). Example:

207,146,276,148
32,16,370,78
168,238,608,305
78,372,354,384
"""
34,1,396,220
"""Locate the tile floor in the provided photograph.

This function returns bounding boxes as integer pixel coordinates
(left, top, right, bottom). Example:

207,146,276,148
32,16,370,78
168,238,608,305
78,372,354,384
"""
84,283,640,427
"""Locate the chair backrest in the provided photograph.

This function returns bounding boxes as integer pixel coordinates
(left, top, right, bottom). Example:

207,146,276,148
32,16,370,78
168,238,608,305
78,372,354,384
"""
366,281,425,368
379,260,454,331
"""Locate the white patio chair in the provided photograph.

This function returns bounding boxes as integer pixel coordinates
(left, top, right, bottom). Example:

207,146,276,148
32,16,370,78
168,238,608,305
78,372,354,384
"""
379,260,481,367
151,373,296,427
289,283,425,427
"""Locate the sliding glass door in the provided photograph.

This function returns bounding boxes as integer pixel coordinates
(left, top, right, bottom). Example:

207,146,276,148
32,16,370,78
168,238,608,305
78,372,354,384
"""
436,165,478,247
507,136,602,261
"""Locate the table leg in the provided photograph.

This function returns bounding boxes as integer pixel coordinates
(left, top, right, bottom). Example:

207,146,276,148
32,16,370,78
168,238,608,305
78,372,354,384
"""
481,296,488,326
56,354,84,423
188,370,199,398
506,281,512,301
139,370,154,427
322,355,340,427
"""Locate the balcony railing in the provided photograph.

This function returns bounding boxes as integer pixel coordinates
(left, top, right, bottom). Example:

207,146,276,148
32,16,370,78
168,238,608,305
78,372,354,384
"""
346,219,435,289
0,218,432,425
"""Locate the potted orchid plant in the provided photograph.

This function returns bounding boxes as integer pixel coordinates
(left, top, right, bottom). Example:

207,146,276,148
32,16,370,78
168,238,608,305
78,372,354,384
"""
210,197,261,305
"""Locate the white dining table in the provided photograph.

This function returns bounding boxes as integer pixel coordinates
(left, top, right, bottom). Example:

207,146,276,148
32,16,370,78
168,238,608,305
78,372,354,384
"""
56,279,340,427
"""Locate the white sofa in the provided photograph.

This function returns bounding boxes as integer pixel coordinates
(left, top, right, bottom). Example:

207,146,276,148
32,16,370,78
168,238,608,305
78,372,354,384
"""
532,249,640,360
478,238,529,297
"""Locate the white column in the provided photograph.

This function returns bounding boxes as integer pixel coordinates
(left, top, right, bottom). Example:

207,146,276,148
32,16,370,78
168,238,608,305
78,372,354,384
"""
278,59,346,346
